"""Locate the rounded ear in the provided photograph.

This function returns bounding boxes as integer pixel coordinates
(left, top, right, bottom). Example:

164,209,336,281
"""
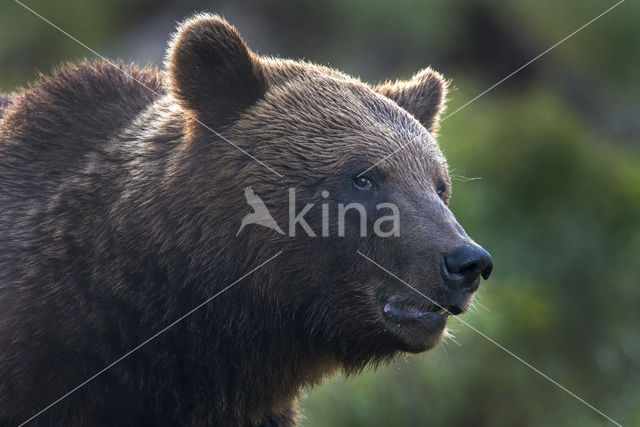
375,68,448,133
165,14,267,126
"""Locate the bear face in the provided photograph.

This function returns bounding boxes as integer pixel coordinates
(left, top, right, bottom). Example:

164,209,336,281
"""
164,15,492,364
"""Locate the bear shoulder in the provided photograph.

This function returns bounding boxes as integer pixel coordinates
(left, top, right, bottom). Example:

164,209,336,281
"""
1,60,164,145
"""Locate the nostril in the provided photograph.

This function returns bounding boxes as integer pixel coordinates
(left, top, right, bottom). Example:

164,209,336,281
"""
442,244,493,286
481,263,493,280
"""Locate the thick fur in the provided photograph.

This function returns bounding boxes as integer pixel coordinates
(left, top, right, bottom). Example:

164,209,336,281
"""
0,14,473,426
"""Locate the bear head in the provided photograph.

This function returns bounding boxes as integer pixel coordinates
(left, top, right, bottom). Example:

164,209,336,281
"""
164,14,492,371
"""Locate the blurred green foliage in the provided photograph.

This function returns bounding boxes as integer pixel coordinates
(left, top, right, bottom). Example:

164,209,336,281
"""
1,0,638,425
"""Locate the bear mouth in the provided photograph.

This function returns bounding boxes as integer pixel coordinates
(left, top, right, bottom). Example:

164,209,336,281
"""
377,295,450,352
378,294,468,352
381,295,462,323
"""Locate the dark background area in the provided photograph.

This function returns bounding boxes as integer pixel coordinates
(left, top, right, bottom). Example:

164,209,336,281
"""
1,1,638,425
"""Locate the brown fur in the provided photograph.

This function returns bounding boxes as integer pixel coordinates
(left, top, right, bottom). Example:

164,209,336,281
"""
0,14,488,426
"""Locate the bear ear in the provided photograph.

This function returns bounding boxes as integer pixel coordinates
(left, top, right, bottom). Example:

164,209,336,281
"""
375,68,448,133
165,14,266,126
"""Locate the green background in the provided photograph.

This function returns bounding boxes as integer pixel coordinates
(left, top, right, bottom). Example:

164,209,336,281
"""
1,1,638,425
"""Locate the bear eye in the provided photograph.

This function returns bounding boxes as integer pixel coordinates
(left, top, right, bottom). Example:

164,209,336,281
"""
353,175,374,190
436,179,447,200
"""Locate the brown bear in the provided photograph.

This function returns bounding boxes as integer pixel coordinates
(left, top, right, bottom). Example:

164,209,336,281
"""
0,14,492,426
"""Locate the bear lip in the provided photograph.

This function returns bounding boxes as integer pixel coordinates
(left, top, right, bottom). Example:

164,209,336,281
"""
381,296,448,322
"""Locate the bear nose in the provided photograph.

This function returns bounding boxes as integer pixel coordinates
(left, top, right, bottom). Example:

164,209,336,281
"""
440,244,493,291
